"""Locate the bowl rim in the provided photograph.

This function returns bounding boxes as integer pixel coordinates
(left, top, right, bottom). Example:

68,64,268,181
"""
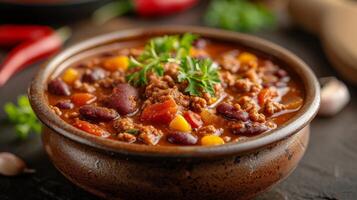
29,25,320,158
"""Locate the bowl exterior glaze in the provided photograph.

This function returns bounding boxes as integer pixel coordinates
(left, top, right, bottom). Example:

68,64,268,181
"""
42,126,309,200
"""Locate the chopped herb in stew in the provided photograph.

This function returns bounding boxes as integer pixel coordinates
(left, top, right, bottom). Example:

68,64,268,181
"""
46,34,304,146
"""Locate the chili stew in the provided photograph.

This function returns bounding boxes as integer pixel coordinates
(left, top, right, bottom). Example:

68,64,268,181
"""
46,34,304,146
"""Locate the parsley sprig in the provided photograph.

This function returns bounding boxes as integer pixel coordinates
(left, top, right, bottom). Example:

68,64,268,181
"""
4,95,41,140
126,33,197,86
178,57,221,97
126,33,221,97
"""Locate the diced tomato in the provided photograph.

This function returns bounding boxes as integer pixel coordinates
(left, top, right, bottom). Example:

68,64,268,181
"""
72,119,109,137
141,99,178,124
200,109,218,124
71,93,96,106
183,111,203,129
258,88,278,106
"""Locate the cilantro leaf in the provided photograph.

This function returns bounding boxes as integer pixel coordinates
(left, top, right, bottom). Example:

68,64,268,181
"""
3,95,41,140
178,57,221,97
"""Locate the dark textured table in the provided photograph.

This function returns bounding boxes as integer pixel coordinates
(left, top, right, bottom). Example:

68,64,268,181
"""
0,2,356,200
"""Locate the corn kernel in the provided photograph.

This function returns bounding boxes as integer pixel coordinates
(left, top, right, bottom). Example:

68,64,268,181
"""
62,68,79,84
238,52,257,63
103,56,129,71
209,97,217,105
169,115,192,132
238,52,258,68
201,135,225,146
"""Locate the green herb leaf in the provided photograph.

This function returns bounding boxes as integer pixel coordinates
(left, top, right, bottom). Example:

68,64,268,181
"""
204,0,276,32
126,129,140,135
127,33,197,86
3,95,41,140
178,57,221,97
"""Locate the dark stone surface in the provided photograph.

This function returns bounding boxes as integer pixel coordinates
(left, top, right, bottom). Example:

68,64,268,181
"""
0,2,356,200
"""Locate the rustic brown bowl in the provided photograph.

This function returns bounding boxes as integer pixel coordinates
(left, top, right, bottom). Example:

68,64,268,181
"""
29,26,320,200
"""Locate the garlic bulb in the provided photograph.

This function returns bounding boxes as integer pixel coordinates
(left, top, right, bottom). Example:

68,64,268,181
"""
318,77,350,117
0,152,34,176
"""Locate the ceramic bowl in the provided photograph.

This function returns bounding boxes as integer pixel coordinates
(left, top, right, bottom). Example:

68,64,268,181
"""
29,26,320,200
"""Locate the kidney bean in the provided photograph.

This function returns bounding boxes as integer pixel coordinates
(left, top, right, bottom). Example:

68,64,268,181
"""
216,103,249,121
81,67,106,83
105,83,139,115
55,100,74,109
232,122,270,136
48,78,71,96
79,105,119,122
167,132,198,145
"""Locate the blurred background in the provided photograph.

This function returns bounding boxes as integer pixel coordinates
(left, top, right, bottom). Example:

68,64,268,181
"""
0,0,356,199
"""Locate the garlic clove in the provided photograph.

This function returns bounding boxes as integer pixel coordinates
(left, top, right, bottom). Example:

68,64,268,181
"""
318,77,350,117
0,152,34,176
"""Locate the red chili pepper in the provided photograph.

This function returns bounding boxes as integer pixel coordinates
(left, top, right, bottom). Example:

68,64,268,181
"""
133,0,198,17
0,26,71,87
93,0,198,24
0,25,53,47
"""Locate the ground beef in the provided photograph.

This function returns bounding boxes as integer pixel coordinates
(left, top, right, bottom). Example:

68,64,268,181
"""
110,71,126,84
113,118,163,145
228,121,245,131
239,61,257,73
249,84,262,96
220,51,240,73
190,96,207,112
264,100,286,116
244,69,259,83
138,126,163,145
117,133,137,143
249,108,266,123
235,78,253,92
238,96,259,112
266,120,278,129
98,70,126,89
64,111,79,119
145,75,173,97
214,83,224,96
98,78,114,89
219,71,236,87
164,62,179,78
50,105,62,116
195,125,222,136
144,75,189,108
144,86,189,108
113,118,136,133
73,80,96,93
